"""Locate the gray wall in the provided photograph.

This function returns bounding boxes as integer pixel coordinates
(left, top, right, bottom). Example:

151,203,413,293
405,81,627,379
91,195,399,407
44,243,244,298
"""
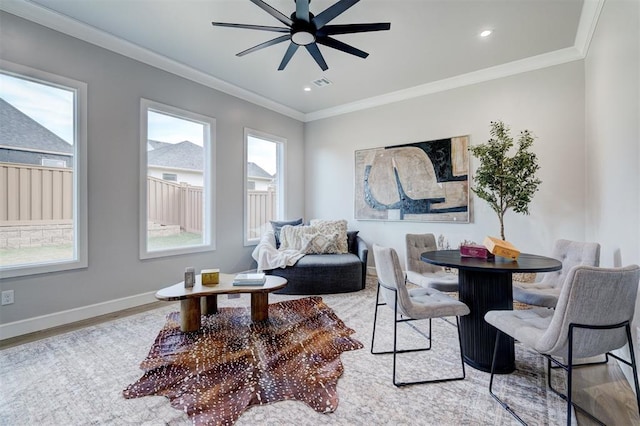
0,12,305,326
304,61,587,262
584,0,640,382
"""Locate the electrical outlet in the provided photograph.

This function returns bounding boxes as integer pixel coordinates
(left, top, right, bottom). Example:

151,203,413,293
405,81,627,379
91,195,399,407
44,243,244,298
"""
1,290,14,305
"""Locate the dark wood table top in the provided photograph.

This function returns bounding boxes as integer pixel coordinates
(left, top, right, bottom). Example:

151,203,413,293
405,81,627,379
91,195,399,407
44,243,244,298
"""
421,249,562,273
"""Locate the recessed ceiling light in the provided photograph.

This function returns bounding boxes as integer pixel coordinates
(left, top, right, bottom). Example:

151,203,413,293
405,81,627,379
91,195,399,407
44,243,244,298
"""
304,87,311,92
480,30,493,37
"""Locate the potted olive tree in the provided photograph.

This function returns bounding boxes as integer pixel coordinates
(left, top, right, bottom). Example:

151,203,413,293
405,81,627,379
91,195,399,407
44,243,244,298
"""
469,121,541,240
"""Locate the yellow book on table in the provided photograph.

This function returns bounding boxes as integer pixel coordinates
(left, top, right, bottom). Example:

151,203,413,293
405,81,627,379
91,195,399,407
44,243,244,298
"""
483,236,520,260
201,268,220,285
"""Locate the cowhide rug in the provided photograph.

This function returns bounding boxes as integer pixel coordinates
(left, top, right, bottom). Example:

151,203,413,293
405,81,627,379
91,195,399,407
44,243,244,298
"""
123,297,363,425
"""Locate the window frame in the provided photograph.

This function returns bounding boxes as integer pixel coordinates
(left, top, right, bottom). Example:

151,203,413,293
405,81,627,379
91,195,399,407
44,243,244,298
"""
243,128,286,246
139,98,216,259
0,60,88,278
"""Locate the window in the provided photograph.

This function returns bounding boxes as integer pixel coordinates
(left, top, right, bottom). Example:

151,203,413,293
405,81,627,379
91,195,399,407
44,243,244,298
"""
0,60,88,278
162,173,177,182
41,158,67,168
140,99,215,259
244,128,285,245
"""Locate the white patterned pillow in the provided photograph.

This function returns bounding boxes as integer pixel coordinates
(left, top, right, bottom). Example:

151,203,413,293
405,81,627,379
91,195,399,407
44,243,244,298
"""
309,219,348,254
279,225,318,251
302,231,343,254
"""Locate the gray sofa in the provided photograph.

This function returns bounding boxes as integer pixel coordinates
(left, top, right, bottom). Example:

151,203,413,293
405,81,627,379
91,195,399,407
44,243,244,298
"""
265,234,368,295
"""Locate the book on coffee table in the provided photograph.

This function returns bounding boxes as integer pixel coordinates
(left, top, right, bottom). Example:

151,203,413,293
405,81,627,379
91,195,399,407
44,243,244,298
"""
233,273,266,286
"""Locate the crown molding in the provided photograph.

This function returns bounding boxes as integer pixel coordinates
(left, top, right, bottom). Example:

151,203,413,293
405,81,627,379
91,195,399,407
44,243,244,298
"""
0,0,305,121
574,0,605,57
304,0,604,122
304,46,584,122
2,0,604,124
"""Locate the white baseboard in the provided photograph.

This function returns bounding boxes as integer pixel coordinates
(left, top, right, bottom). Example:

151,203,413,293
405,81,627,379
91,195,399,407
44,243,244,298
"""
0,291,157,340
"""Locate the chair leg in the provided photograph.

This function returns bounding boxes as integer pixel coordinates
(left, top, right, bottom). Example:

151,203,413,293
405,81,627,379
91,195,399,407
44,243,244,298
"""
488,330,527,425
549,322,640,425
549,353,608,370
371,284,466,386
392,296,465,386
370,281,383,354
567,326,574,426
490,321,640,426
455,316,466,380
371,287,432,356
624,323,640,417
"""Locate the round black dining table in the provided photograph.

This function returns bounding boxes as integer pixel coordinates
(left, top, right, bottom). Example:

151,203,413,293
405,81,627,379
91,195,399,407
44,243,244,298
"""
421,250,562,373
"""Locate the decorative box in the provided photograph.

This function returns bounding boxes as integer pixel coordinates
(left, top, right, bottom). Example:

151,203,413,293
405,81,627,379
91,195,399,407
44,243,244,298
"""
201,268,220,285
483,236,520,260
460,244,495,259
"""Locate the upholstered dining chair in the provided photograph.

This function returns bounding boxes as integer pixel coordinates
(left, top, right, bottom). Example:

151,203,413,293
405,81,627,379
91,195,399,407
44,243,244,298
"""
485,264,640,426
513,239,600,308
405,233,458,292
371,244,470,386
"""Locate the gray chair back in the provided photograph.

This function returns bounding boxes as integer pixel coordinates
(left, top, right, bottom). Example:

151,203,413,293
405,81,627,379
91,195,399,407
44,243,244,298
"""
540,239,600,289
373,244,413,317
535,264,640,359
405,233,441,274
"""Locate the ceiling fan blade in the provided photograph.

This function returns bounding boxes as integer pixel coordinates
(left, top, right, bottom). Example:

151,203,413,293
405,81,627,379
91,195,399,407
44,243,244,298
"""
305,43,328,71
295,0,310,22
313,0,359,28
237,35,291,57
319,22,391,36
278,42,299,70
211,22,290,33
316,36,368,58
249,0,293,27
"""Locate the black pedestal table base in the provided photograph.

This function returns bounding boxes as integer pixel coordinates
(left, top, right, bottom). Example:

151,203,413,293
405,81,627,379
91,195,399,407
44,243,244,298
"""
458,269,514,373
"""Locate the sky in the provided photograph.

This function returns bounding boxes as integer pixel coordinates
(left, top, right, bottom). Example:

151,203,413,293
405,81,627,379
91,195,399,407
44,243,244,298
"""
0,72,205,148
148,110,204,146
0,72,74,144
1,71,276,174
248,135,277,175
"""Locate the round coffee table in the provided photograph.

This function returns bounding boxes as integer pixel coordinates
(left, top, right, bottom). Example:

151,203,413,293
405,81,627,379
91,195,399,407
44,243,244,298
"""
156,273,287,332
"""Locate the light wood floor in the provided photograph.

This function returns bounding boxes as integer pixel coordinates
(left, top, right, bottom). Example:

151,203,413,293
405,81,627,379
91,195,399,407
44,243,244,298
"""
572,362,639,425
1,303,638,425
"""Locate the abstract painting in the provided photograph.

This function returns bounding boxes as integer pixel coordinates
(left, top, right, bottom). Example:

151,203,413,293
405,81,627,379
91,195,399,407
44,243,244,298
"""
355,136,469,222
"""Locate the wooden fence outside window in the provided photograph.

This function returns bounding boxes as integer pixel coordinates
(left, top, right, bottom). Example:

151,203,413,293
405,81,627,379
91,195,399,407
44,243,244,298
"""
1,163,277,238
0,163,73,224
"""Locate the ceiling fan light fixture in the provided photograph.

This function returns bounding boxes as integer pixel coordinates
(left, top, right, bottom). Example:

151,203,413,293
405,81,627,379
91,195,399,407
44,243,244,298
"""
291,30,315,45
211,0,391,71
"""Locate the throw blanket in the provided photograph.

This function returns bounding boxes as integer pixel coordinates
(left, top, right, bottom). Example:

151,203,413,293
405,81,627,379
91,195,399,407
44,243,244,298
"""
251,230,304,272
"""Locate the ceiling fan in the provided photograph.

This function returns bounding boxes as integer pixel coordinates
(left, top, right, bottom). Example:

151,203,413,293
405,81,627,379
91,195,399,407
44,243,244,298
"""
211,0,391,71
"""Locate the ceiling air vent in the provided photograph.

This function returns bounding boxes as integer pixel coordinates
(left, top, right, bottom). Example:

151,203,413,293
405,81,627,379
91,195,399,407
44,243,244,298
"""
312,78,332,88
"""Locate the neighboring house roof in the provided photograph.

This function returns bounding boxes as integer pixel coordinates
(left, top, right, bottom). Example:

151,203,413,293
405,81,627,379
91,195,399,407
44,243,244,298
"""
248,162,272,180
147,140,203,171
0,97,73,155
147,139,173,150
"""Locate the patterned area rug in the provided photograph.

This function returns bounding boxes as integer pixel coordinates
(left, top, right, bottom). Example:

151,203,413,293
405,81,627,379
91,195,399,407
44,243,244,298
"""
0,275,579,425
123,297,363,425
